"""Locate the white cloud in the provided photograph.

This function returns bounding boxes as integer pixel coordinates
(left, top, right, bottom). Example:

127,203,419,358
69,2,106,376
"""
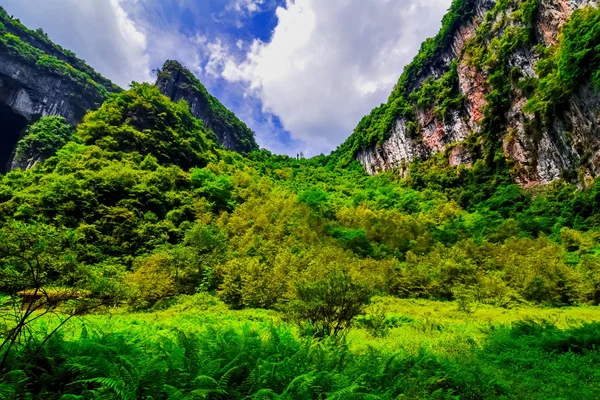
2,0,454,156
228,0,266,15
205,40,230,78
1,0,152,87
213,0,452,155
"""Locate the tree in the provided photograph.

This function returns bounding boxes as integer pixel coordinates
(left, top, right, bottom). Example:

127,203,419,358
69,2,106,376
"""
0,221,96,371
185,223,228,291
12,116,75,169
287,268,372,338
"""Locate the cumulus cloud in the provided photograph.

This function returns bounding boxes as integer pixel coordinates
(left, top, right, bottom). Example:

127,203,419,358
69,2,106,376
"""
1,0,152,87
211,0,452,155
3,0,453,156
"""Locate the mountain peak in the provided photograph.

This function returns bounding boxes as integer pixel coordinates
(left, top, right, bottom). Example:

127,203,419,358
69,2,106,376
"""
156,60,259,154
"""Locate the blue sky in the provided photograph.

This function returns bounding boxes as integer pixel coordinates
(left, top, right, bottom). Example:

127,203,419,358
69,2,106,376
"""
2,0,452,156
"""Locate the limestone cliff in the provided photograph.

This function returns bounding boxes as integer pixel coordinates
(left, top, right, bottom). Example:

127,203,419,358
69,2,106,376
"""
156,60,259,153
347,0,600,187
0,51,108,127
0,7,119,171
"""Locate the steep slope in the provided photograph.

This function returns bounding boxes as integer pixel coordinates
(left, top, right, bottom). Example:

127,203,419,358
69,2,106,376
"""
338,0,600,188
0,7,120,171
156,60,259,153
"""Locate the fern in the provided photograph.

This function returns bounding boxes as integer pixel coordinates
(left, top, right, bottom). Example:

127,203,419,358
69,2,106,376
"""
75,377,132,400
334,394,382,400
0,370,29,399
251,388,279,399
193,375,219,389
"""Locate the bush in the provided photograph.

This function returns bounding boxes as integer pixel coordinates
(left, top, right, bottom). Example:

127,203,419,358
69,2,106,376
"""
287,267,373,338
126,253,177,308
217,257,288,309
13,116,75,168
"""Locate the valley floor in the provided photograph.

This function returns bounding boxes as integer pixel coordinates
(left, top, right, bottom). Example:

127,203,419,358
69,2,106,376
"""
3,295,600,399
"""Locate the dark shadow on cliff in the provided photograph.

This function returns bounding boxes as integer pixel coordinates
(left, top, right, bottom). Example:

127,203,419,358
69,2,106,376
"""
0,103,27,172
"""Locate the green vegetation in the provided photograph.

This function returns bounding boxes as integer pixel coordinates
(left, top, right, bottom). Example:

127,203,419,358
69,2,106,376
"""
3,1,600,398
78,83,219,169
409,61,465,122
3,296,600,399
525,6,600,118
14,117,75,165
2,82,600,397
0,6,119,93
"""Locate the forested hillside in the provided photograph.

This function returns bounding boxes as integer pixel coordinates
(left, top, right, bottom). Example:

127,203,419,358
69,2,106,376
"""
2,0,600,399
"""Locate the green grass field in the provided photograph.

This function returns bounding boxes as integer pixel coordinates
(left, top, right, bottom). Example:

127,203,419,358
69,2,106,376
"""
4,295,600,399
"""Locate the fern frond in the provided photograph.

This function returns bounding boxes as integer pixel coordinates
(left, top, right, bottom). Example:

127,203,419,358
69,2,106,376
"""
251,388,279,399
193,375,219,389
74,377,133,400
218,366,240,391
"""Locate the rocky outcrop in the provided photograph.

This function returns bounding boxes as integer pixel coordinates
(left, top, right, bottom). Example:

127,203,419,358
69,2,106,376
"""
156,60,259,153
0,53,107,125
0,7,119,172
0,52,111,172
356,0,493,175
355,0,600,187
357,118,428,175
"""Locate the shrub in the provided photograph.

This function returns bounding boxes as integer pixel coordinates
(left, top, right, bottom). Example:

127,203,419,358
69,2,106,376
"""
217,257,288,309
13,117,75,167
126,253,177,308
287,267,373,338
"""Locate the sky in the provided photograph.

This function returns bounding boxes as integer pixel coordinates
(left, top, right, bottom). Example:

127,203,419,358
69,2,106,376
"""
2,0,452,156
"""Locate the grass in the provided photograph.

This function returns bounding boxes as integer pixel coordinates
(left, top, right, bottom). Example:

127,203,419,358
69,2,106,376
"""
351,296,600,355
24,294,600,357
3,294,600,399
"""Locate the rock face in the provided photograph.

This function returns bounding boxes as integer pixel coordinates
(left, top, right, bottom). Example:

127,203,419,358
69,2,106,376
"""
0,7,118,171
355,0,600,187
0,53,107,125
0,53,110,172
0,53,110,171
156,60,259,153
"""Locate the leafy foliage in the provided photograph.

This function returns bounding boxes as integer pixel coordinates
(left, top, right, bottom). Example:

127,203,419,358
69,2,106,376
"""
287,267,373,337
14,117,75,166
409,61,465,122
78,83,219,170
525,6,600,118
3,297,600,399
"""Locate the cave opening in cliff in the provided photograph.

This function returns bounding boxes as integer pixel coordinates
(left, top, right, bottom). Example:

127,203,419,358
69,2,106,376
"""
0,103,28,173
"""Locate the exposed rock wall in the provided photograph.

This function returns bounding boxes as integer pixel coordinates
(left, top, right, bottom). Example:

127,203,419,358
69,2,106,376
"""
0,53,106,125
356,0,600,187
0,52,109,171
357,0,493,175
156,60,259,153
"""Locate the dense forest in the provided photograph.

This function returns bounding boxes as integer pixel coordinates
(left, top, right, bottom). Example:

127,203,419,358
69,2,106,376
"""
2,0,600,399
